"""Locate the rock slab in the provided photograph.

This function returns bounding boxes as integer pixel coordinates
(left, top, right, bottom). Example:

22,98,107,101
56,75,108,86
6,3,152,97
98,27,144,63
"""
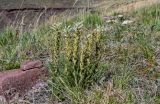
0,67,48,101
20,60,43,71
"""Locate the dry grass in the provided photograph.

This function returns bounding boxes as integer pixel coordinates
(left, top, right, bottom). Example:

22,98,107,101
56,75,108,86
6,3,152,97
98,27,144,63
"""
113,0,160,13
97,0,160,15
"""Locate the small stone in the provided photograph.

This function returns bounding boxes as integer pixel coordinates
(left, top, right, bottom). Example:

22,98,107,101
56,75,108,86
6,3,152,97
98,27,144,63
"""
106,20,118,23
21,60,43,71
118,15,123,18
122,20,134,25
0,96,7,104
156,59,160,65
118,15,125,21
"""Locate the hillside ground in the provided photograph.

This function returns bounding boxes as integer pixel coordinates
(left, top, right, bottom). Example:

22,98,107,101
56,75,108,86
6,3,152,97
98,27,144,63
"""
0,0,160,104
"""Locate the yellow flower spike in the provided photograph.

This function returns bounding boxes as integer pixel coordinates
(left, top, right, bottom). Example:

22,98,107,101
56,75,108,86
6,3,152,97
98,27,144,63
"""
65,32,73,63
80,45,85,71
65,31,72,72
72,29,81,68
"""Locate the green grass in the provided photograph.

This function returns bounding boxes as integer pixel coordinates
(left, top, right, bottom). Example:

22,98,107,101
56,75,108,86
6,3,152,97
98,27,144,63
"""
48,23,107,103
131,4,160,27
83,13,104,28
